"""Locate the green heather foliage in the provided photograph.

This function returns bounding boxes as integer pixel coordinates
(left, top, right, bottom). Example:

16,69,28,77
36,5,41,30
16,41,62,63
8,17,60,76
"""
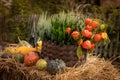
37,13,52,40
37,12,84,45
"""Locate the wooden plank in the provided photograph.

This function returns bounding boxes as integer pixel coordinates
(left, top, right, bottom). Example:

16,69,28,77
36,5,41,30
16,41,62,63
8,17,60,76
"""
109,42,113,58
114,32,119,56
94,46,99,56
99,45,103,56
103,44,108,58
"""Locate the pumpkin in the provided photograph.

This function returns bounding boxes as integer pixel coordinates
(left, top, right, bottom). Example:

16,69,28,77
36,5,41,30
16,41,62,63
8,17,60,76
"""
71,31,80,39
94,34,102,42
91,21,99,29
65,27,71,34
90,43,95,50
24,52,39,66
85,18,92,25
13,53,24,63
1,53,12,58
16,46,36,55
81,30,92,38
82,40,91,49
86,25,93,31
36,59,47,70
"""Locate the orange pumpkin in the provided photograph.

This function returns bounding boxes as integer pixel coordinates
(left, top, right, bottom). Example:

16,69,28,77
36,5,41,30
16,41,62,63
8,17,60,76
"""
81,30,92,38
71,31,80,39
65,27,71,34
91,21,99,29
82,40,91,49
90,43,95,50
24,52,39,66
85,18,92,25
86,25,93,31
94,34,102,42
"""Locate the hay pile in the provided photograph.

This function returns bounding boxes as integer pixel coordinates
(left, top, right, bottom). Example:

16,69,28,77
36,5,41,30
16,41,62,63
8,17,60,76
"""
0,55,120,80
55,55,120,80
0,58,52,80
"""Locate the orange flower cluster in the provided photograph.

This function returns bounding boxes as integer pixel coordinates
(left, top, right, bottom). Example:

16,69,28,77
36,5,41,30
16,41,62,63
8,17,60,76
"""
65,18,109,51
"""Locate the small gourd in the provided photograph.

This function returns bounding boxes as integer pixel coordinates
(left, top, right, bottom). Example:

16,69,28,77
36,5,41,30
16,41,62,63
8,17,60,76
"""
1,53,12,58
13,53,24,63
47,59,66,75
36,59,47,70
24,52,39,66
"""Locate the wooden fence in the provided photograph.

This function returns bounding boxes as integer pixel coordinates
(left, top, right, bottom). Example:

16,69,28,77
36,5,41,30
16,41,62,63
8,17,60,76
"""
94,32,120,58
0,14,39,42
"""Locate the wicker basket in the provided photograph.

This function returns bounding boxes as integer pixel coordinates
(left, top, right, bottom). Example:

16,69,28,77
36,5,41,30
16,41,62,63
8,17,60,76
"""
42,41,86,67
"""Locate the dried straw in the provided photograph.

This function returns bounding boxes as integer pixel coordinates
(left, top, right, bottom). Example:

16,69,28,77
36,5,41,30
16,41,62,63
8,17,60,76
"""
0,54,120,80
54,55,120,80
0,57,52,80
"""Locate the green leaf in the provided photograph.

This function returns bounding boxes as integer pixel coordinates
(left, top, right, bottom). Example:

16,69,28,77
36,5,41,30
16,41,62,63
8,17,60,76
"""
77,46,83,59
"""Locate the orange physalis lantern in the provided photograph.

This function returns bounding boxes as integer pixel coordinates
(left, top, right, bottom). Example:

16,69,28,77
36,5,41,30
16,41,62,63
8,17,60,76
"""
71,31,80,39
81,30,92,38
86,25,93,31
94,34,102,42
82,40,91,49
90,43,95,50
85,18,92,25
91,21,99,29
65,27,71,34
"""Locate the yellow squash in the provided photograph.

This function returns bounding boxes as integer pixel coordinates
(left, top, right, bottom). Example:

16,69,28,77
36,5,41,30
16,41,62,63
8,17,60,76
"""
3,39,43,55
16,46,36,55
16,41,42,55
